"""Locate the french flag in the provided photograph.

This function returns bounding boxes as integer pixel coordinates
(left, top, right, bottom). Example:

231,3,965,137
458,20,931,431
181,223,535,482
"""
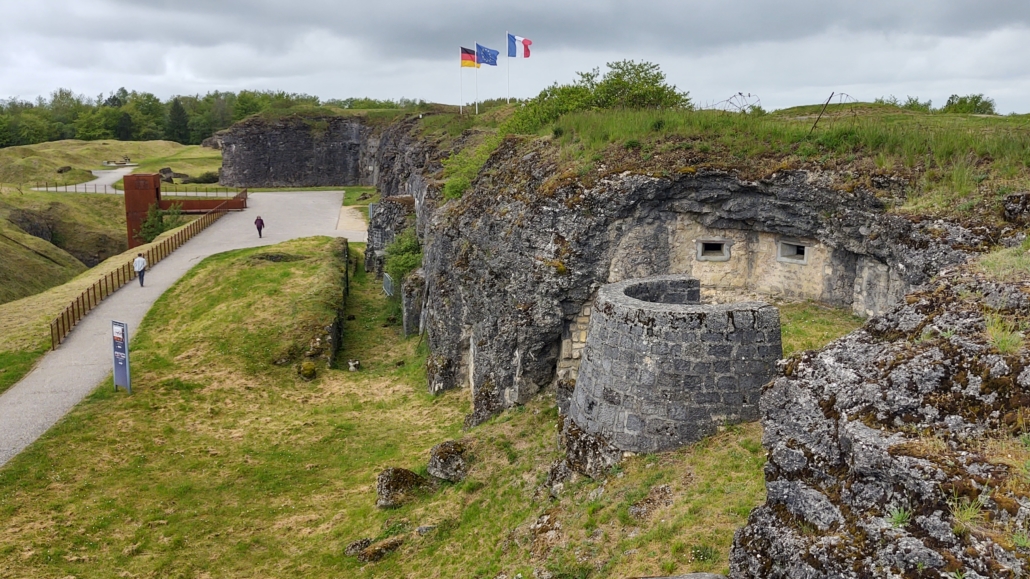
507,33,532,58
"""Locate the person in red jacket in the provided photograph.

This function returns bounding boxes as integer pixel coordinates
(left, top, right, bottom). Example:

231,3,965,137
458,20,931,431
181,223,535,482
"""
254,216,265,238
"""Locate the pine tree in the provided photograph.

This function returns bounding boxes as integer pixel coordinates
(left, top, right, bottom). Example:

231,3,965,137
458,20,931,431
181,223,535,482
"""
115,112,134,141
166,98,189,144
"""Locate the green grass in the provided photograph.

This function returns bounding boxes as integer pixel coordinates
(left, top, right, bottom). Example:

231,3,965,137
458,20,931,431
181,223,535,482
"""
0,349,45,396
779,301,866,356
985,313,1024,355
127,145,222,180
977,238,1030,281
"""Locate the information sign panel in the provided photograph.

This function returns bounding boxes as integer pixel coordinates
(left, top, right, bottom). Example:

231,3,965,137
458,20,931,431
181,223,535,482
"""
112,321,131,393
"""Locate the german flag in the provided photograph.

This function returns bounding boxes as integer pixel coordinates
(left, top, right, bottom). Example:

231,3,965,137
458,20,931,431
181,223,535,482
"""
461,47,479,68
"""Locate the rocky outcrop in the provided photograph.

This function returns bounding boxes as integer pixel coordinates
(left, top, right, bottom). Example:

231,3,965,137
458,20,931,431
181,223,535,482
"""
730,271,1030,578
219,115,369,187
421,138,985,425
402,268,426,337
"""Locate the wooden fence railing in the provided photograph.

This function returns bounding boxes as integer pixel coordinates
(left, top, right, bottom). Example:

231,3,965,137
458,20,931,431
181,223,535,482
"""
48,191,248,350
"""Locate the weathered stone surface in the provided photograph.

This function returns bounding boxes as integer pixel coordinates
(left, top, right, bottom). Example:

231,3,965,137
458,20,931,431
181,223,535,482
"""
569,275,781,453
557,416,621,480
421,136,987,424
401,267,426,337
375,468,428,509
426,440,468,482
365,196,415,277
219,116,369,187
730,271,1030,578
344,538,372,556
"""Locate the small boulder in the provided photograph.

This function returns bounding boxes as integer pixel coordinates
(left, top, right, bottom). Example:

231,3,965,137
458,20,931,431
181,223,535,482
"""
375,468,428,508
299,361,317,380
356,536,404,562
344,538,372,556
56,166,72,174
158,167,174,176
427,440,469,482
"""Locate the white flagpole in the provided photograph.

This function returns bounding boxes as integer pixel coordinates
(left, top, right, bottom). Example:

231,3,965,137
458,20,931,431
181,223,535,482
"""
460,62,463,115
506,31,510,104
475,44,479,115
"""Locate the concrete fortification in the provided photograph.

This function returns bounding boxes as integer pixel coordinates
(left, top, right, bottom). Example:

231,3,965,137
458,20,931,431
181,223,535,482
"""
569,276,781,453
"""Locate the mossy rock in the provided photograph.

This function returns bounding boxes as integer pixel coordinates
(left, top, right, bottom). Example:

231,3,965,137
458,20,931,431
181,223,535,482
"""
356,536,404,562
299,360,317,380
375,467,429,508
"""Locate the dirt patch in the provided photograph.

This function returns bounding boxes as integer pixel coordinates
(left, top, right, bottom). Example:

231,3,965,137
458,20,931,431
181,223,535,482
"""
251,252,306,263
628,484,674,521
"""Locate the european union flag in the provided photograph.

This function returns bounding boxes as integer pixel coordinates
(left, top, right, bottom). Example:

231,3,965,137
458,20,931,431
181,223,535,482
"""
476,43,499,66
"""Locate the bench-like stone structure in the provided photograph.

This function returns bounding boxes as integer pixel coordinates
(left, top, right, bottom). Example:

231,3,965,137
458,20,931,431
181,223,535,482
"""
568,275,782,453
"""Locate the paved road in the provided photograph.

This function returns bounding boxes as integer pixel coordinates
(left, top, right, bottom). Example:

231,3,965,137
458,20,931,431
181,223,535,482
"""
0,192,362,467
32,167,134,194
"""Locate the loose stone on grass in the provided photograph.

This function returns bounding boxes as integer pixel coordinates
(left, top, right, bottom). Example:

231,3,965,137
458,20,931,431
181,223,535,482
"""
427,440,469,482
356,536,404,563
344,538,372,556
375,467,429,509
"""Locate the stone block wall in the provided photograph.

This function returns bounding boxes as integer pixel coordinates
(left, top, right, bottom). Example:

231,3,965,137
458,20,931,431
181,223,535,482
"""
401,268,425,337
364,196,416,277
568,275,782,453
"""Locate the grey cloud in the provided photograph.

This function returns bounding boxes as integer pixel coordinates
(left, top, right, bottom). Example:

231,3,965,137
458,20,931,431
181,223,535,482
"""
9,0,1030,55
2,0,1030,112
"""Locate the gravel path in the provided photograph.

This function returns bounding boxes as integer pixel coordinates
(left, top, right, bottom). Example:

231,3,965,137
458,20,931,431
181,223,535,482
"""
32,167,134,194
0,192,363,467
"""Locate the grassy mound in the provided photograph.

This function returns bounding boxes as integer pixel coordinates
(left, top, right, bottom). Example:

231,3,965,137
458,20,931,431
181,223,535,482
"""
0,190,128,305
0,140,213,187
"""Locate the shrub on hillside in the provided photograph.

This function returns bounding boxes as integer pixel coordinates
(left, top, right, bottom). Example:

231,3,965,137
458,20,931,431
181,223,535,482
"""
940,94,996,115
503,60,691,135
384,226,422,288
189,171,219,184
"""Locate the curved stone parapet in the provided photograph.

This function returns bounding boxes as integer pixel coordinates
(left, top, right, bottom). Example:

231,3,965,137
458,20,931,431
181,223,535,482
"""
568,275,782,453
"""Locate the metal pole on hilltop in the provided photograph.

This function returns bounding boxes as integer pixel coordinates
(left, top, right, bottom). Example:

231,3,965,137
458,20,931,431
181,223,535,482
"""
506,31,510,104
460,61,463,115
475,42,479,115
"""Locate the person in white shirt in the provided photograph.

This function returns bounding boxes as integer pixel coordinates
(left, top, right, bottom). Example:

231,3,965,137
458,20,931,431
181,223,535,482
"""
133,253,148,287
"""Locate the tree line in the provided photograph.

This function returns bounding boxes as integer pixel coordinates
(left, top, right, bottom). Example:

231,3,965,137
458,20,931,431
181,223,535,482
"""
0,89,425,149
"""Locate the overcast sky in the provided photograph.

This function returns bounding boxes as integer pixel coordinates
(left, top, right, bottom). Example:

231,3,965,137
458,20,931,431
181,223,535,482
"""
3,0,1030,112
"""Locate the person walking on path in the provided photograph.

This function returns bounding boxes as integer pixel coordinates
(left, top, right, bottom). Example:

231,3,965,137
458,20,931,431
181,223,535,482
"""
133,253,148,287
254,216,265,238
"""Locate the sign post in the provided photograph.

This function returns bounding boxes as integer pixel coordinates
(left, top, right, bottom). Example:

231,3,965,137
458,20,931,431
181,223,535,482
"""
112,321,131,394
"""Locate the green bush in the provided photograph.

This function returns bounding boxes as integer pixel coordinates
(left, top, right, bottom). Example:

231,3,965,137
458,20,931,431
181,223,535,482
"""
384,226,422,289
503,60,691,136
136,202,185,243
940,94,996,115
189,171,219,184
